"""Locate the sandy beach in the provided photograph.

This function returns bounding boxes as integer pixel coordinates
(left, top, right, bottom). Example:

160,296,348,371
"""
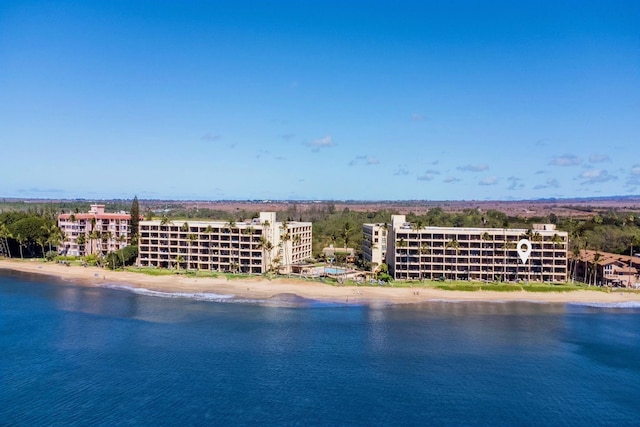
2,259,639,306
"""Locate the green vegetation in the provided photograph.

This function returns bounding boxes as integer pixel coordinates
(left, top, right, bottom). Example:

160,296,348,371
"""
2,199,640,290
130,196,140,245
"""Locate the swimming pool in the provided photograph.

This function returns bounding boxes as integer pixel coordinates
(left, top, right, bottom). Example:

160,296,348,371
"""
324,267,348,275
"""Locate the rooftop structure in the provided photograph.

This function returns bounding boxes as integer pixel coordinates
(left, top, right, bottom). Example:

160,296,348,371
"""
58,204,132,257
137,212,312,274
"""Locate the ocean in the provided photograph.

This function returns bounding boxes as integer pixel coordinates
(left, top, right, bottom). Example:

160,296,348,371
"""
2,270,640,426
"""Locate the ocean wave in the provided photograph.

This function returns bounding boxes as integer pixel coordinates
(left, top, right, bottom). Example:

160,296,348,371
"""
99,283,236,302
568,301,640,309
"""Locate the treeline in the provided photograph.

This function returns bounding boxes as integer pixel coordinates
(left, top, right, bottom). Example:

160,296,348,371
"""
0,210,62,259
149,203,640,259
2,200,639,262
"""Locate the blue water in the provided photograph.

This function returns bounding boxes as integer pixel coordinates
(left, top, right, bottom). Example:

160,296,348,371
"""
2,270,640,426
325,267,347,274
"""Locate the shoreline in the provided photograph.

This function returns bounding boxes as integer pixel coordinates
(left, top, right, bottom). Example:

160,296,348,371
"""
2,259,640,306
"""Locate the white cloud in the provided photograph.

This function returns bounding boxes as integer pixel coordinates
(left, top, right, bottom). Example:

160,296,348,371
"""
201,133,221,142
578,169,617,185
349,155,380,166
394,166,410,176
307,135,334,149
479,176,498,186
507,176,524,191
625,165,640,187
533,178,560,190
588,154,610,163
366,156,380,165
457,164,489,172
549,154,582,167
417,169,440,181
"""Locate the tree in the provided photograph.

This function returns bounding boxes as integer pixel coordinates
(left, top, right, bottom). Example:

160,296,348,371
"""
396,237,407,280
175,255,185,271
225,220,238,273
413,221,424,279
531,232,543,281
76,233,86,253
342,221,353,249
257,236,273,275
0,223,12,258
9,216,48,258
481,232,492,280
187,233,198,271
16,233,25,259
446,238,460,280
280,220,291,275
591,252,602,285
503,240,516,281
130,196,140,245
116,234,127,268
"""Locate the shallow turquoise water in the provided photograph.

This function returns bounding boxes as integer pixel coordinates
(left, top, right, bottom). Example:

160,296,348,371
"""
2,269,639,426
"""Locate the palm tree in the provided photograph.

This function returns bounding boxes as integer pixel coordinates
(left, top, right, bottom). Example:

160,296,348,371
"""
204,225,214,270
36,235,47,259
591,252,602,286
175,255,185,271
280,220,291,275
396,237,407,280
241,226,256,273
342,221,353,250
257,236,273,275
160,216,172,228
532,232,543,281
187,233,197,272
0,223,13,258
292,234,301,267
481,232,492,280
225,220,238,273
413,221,424,279
76,233,86,254
503,240,516,281
419,242,431,280
116,234,127,269
446,238,460,280
16,233,25,259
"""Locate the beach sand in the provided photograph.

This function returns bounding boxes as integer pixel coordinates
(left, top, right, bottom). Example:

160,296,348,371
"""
2,259,639,305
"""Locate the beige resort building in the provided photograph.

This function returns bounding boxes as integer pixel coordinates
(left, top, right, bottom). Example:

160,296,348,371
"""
362,223,388,268
58,204,133,257
364,214,569,282
137,212,312,274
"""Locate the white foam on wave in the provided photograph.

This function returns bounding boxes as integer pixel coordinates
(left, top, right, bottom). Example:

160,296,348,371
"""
99,283,236,302
568,301,640,309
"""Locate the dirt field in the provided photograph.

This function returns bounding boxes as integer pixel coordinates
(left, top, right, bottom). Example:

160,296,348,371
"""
142,198,640,219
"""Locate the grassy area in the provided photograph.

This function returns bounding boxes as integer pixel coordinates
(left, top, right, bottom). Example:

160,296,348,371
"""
521,283,589,293
435,283,483,291
124,267,220,278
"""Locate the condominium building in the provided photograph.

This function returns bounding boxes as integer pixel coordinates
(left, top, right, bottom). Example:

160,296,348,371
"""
362,223,388,269
367,214,568,282
58,204,132,257
137,212,312,274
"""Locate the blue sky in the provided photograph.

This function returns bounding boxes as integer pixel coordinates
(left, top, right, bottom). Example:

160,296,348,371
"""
1,0,639,201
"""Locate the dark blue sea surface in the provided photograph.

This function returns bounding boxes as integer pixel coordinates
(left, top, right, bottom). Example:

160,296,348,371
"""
2,270,640,426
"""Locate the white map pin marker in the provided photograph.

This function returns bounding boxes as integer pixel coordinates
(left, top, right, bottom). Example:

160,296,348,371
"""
517,239,532,264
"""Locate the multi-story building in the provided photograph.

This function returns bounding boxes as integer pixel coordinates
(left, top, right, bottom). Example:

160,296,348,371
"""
362,223,388,269
137,212,312,274
575,250,640,287
58,204,132,257
366,214,568,282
